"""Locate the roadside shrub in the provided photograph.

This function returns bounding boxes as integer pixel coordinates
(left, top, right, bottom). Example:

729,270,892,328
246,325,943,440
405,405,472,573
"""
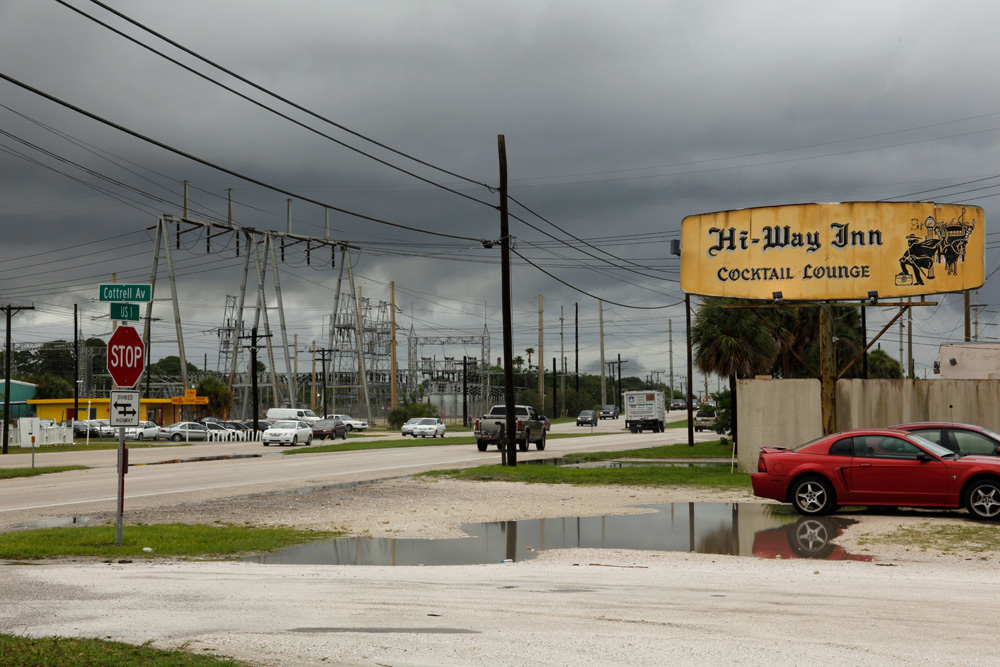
387,402,440,428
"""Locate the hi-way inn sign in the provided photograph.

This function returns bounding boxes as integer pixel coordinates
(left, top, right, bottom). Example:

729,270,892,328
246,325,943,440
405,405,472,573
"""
680,202,984,301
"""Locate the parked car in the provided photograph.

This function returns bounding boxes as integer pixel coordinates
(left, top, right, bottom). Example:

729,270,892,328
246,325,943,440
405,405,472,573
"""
157,422,208,441
93,419,115,437
890,422,1000,456
577,410,598,426
411,417,446,438
751,428,1000,519
401,418,421,437
262,420,314,446
312,418,348,441
125,421,159,440
223,421,251,432
599,405,619,420
265,408,321,424
61,420,99,438
695,410,717,432
327,414,367,431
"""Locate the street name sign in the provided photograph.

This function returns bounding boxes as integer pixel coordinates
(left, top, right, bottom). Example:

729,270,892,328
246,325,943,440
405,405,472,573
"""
110,302,140,321
109,390,140,427
107,325,145,388
99,284,151,302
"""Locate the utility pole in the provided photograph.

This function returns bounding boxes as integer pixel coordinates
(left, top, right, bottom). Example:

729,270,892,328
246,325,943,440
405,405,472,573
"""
617,353,624,412
2,304,35,455
462,356,468,429
552,357,557,421
314,347,337,418
574,302,579,394
686,294,694,447
498,135,516,467
537,295,544,414
599,300,606,404
240,327,272,432
559,306,564,418
668,319,674,404
74,304,79,421
390,281,398,409
907,296,914,379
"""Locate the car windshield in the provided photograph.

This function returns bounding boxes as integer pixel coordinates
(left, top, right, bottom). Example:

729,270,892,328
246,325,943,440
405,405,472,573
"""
272,421,298,429
314,420,337,427
418,419,436,425
404,419,420,424
908,433,956,458
580,411,594,416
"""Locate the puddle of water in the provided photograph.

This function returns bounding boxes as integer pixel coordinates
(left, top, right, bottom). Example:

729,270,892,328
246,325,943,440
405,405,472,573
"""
244,503,871,566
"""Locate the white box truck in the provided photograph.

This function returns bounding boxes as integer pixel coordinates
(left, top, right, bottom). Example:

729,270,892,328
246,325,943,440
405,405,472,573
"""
624,390,665,433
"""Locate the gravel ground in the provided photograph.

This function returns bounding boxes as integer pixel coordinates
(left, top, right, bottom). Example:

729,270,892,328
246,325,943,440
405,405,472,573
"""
5,477,1000,666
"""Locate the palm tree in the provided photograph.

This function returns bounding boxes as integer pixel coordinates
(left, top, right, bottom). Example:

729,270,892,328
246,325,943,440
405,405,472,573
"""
513,355,525,372
691,297,791,450
525,347,534,368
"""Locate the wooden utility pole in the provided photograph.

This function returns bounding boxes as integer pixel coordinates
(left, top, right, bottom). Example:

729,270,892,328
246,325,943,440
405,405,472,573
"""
669,319,674,403
685,294,694,447
599,300,606,404
498,135,516,466
537,295,544,413
2,304,35,455
819,303,836,435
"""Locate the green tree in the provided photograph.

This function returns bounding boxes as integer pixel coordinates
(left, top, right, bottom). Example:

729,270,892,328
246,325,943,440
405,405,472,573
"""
196,375,233,419
149,355,199,377
691,298,791,451
524,347,534,368
770,305,864,379
866,347,903,379
32,373,73,400
512,355,524,372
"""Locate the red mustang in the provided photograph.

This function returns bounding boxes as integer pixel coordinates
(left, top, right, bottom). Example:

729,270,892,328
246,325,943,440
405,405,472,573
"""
751,428,1000,519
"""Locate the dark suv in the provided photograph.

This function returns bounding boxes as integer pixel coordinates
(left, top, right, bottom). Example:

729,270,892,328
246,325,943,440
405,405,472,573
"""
599,405,619,420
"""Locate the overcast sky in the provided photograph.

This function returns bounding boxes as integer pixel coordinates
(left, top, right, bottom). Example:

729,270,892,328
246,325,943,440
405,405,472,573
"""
2,0,999,391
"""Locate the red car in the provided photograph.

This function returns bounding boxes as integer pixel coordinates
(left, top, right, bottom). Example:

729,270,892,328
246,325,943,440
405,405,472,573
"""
751,428,1000,520
889,422,1000,457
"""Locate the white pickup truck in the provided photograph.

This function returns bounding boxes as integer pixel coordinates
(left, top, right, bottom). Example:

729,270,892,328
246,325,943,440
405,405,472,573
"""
474,404,547,452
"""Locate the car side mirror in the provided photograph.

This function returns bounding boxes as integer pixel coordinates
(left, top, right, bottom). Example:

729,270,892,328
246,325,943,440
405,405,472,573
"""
916,452,932,462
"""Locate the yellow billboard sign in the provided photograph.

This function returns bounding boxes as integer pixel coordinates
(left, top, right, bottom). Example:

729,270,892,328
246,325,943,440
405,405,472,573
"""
680,202,983,300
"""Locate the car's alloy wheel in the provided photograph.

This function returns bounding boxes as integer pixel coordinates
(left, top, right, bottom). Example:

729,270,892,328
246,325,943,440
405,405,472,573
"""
966,479,1000,519
171,433,183,441
791,476,835,516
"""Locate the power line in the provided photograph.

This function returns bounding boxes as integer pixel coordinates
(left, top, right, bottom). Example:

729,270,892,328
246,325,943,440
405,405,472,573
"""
0,71,489,243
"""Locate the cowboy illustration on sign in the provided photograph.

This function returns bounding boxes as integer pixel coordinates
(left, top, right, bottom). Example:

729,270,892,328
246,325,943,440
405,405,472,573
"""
896,210,976,286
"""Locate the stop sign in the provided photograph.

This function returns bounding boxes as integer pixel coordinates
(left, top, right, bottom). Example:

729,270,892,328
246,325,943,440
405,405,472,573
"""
107,325,145,388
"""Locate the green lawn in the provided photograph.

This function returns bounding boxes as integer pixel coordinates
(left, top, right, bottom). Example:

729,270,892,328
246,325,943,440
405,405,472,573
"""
0,634,252,667
423,461,749,489
0,523,341,560
0,466,88,480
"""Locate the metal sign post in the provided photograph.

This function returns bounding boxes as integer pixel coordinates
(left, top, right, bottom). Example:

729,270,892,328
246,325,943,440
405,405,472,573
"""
110,389,139,546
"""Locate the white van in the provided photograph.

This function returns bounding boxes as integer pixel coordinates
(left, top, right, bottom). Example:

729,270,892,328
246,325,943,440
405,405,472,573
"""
265,408,321,424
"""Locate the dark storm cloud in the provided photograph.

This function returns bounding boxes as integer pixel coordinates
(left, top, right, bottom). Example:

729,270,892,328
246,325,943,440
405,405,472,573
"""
2,0,999,380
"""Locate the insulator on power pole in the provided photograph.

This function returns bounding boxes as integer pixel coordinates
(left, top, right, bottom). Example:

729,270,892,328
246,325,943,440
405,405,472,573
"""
306,242,311,266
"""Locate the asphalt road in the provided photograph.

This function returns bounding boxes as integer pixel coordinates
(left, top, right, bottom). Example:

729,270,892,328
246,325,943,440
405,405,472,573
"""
0,418,720,529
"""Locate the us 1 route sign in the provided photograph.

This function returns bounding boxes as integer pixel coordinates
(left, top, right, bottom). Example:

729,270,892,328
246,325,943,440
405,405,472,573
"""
109,390,140,427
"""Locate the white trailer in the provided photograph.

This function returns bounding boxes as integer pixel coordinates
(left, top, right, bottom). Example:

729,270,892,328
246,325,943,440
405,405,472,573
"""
623,390,665,433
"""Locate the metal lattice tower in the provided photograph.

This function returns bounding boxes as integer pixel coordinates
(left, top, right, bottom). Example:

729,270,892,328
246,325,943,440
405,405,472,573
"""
216,295,242,373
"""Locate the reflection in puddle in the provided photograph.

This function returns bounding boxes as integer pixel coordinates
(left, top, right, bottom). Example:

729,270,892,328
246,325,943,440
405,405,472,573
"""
245,503,871,566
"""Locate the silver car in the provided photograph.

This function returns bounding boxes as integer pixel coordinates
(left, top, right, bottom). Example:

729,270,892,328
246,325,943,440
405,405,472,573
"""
125,421,160,440
411,418,446,438
157,422,208,442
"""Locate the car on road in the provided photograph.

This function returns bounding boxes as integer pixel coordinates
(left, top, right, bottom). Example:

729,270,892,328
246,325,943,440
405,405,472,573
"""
577,410,598,426
411,417,446,438
401,418,421,437
262,420,314,446
157,422,208,441
125,421,159,440
312,418,347,441
751,428,1000,520
540,415,551,431
695,410,717,432
599,405,619,420
889,422,1000,456
670,400,687,411
327,414,367,431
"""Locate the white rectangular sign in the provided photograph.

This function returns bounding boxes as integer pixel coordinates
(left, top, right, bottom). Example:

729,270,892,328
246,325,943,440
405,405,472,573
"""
109,390,140,427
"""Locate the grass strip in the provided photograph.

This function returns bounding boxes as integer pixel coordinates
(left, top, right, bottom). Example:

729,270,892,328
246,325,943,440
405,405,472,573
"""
564,440,730,459
423,462,750,489
855,521,1000,554
285,432,590,454
0,523,340,560
0,633,251,666
0,465,88,480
